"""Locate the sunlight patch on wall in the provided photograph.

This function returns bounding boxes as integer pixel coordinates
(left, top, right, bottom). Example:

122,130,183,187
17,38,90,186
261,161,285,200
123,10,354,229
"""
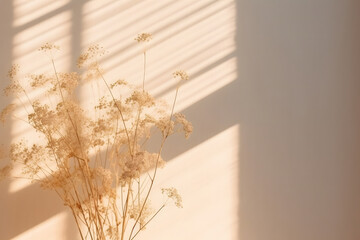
14,211,69,240
8,169,31,194
139,124,240,240
8,3,73,194
13,0,72,74
78,0,236,114
13,0,70,28
171,55,236,112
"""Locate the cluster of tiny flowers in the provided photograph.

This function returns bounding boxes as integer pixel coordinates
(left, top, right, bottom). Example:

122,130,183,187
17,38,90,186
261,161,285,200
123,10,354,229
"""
128,200,153,228
174,113,193,139
38,42,60,52
162,187,183,208
135,33,152,43
110,79,127,89
156,116,175,137
4,65,22,96
77,44,105,68
126,90,155,107
29,74,53,88
7,64,19,79
58,72,80,92
93,167,113,193
173,70,189,81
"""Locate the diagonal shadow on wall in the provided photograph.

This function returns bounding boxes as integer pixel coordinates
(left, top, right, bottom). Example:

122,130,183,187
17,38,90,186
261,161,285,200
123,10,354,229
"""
0,1,240,239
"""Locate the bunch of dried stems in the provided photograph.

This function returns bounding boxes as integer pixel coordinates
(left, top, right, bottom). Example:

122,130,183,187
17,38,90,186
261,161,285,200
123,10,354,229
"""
0,33,192,240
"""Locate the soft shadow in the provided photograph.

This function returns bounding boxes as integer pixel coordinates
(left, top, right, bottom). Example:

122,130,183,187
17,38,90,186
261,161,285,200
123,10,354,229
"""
0,0,14,236
235,1,360,239
0,1,86,239
0,183,67,239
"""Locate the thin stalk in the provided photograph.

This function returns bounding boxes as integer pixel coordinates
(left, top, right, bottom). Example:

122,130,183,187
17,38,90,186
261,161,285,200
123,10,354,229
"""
132,107,142,154
51,58,85,157
142,51,146,91
96,66,133,157
120,183,132,240
70,207,86,240
128,82,181,240
50,57,94,198
51,55,106,239
132,49,146,154
130,204,165,240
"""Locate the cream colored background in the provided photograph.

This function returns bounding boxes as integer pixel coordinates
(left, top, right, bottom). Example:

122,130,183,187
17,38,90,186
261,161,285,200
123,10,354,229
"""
0,0,359,239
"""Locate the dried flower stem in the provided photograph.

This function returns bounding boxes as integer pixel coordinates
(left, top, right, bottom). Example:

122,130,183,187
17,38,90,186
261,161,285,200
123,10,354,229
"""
96,65,133,157
130,204,165,240
128,81,181,240
51,57,107,239
121,184,132,240
133,48,147,156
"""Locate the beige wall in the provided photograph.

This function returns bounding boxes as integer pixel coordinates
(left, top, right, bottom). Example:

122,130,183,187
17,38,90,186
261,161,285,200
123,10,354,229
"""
0,0,359,239
237,0,360,239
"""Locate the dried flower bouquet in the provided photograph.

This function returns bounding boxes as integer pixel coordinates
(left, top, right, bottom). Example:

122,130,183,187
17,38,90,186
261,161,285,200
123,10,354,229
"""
0,33,192,240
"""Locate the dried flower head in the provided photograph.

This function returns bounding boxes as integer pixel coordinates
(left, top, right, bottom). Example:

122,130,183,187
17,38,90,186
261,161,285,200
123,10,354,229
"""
135,33,152,43
7,64,19,79
77,44,105,68
4,66,23,95
162,187,183,208
128,200,153,229
29,74,54,88
110,79,127,89
156,116,175,137
126,90,155,107
173,70,189,81
58,72,80,92
174,113,193,139
38,42,60,52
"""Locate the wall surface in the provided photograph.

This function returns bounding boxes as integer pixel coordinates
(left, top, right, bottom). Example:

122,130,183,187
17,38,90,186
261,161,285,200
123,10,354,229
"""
237,0,360,239
0,0,359,240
